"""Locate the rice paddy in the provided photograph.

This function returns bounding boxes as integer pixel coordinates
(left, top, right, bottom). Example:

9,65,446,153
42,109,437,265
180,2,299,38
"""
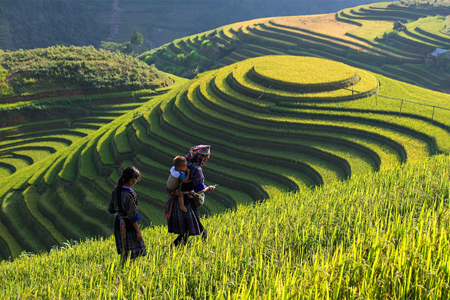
1,2,450,296
0,54,449,262
148,1,450,92
1,154,450,299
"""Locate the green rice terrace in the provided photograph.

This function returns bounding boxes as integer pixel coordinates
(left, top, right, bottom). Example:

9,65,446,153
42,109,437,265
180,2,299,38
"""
1,52,450,265
142,1,450,92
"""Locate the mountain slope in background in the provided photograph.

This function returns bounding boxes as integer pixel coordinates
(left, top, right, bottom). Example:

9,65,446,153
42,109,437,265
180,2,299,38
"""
0,0,383,50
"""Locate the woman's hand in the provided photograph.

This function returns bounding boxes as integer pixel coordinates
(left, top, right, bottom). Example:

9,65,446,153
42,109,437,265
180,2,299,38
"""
136,231,143,242
133,222,143,242
208,185,216,192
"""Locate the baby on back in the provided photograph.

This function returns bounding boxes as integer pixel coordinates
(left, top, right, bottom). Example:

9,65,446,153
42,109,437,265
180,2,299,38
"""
167,156,190,213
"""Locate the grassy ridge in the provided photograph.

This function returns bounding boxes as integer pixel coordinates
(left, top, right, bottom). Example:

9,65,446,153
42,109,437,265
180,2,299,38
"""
0,46,173,96
0,154,449,298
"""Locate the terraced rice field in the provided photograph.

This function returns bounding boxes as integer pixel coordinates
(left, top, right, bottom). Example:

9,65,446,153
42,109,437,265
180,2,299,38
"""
150,2,450,91
0,55,449,260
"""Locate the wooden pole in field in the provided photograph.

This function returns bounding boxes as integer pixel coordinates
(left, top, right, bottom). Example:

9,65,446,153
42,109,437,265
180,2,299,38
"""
399,99,404,116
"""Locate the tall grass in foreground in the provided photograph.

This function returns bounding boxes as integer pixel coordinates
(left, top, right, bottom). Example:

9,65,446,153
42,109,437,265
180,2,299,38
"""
1,155,450,299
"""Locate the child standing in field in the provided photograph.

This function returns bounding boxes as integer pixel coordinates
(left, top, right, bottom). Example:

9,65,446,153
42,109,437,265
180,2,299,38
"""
108,166,146,263
166,156,190,213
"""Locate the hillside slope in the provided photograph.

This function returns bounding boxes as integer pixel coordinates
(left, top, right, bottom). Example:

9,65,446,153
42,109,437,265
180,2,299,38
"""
0,154,449,298
0,0,384,51
0,45,173,98
142,1,450,91
1,55,450,260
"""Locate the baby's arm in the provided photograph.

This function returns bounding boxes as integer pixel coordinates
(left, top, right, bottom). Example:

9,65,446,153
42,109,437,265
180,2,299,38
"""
181,169,190,183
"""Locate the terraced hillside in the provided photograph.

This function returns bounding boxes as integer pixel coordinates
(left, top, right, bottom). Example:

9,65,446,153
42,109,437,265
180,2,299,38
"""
1,55,450,260
143,1,450,91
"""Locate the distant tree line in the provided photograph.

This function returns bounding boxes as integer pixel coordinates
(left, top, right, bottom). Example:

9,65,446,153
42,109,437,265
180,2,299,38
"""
100,28,146,56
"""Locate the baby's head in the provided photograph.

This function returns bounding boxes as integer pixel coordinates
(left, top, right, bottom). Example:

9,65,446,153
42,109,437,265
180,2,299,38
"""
173,156,188,172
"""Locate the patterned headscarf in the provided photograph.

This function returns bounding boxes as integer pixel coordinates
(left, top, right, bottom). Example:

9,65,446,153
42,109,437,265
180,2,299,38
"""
186,145,211,166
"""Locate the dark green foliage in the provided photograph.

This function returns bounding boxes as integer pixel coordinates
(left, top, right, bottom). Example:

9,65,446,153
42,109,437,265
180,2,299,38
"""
397,0,450,8
99,41,127,53
130,28,143,46
0,45,172,94
0,64,13,97
426,54,450,74
185,51,201,68
124,43,134,56
144,55,154,64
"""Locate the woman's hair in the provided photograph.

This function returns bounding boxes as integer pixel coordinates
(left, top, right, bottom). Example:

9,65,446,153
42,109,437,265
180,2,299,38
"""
116,166,140,213
173,156,186,168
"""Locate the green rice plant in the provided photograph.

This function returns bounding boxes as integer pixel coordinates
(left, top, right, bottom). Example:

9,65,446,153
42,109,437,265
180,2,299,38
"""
240,24,297,48
38,188,105,242
0,155,450,298
131,110,270,201
199,77,378,177
193,77,351,178
3,128,91,141
401,27,448,48
382,64,441,87
0,216,21,259
22,186,66,245
174,72,402,171
245,44,287,55
253,55,356,86
0,156,30,172
176,66,424,165
0,136,73,151
273,97,450,150
58,139,89,182
0,164,12,177
229,57,378,101
403,14,450,42
1,191,57,254
96,126,120,167
52,184,111,236
0,65,13,97
79,135,101,181
294,74,450,115
155,99,312,191
43,155,67,186
416,25,450,43
0,119,71,135
403,63,448,82
113,122,133,155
